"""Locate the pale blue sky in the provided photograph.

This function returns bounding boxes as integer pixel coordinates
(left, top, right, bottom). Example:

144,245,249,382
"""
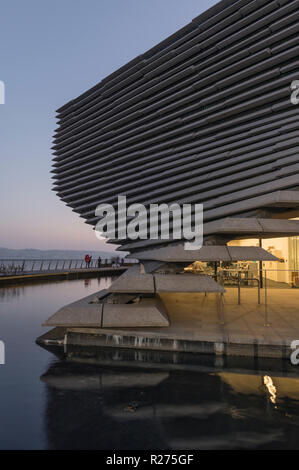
0,0,217,250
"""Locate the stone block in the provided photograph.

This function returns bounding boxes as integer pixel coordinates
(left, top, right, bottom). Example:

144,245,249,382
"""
102,297,169,327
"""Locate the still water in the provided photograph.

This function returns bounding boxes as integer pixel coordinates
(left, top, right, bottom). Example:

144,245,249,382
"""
1,277,299,450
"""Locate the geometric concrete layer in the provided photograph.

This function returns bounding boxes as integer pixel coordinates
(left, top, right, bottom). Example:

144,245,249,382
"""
43,291,104,327
52,0,299,252
118,204,299,251
107,273,155,293
130,245,279,263
43,290,170,328
227,246,278,262
102,297,169,327
154,274,225,293
204,217,299,238
108,273,225,294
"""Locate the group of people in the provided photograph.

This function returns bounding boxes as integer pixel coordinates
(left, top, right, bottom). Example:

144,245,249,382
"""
84,254,101,267
84,254,125,268
111,257,125,267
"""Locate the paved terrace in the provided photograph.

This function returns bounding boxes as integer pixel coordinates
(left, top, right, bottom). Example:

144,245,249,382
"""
159,289,299,350
61,288,299,359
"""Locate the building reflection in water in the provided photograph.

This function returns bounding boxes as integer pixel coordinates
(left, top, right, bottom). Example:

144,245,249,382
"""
40,347,299,450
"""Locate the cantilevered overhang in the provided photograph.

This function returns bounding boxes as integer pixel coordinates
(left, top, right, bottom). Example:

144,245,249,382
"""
204,216,299,239
129,245,279,263
114,192,299,252
108,273,226,293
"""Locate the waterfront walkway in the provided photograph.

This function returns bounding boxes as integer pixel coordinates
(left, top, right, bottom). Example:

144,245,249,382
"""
0,266,128,285
0,257,139,285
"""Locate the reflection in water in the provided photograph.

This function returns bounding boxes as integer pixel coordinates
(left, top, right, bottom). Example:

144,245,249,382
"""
1,277,299,449
264,376,277,405
39,347,299,450
0,285,26,301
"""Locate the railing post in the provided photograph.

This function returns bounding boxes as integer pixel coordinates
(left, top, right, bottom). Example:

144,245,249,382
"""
218,293,225,325
257,278,260,305
264,269,270,327
259,239,263,289
238,272,241,305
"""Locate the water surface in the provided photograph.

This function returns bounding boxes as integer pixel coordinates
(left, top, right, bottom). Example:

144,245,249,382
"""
1,278,299,450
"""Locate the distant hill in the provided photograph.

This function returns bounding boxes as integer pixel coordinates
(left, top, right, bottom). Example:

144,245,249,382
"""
0,247,128,260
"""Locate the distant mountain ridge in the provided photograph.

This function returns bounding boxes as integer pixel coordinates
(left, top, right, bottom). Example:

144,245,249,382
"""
0,247,127,260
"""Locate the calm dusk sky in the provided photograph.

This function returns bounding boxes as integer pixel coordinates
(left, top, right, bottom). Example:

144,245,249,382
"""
0,0,217,251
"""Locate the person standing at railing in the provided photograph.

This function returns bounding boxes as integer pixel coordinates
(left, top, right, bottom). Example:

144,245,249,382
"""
97,256,101,268
84,254,90,268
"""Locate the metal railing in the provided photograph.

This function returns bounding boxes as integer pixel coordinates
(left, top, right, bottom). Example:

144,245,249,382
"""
215,268,299,327
216,269,261,305
262,268,299,327
0,258,138,276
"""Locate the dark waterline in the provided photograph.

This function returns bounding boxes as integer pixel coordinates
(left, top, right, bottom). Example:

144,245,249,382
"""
1,278,299,450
